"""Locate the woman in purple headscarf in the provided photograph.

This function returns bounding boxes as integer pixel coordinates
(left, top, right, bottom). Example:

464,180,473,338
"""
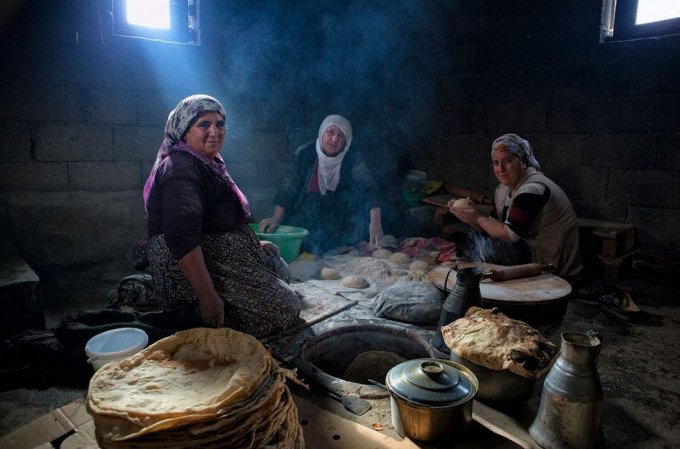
143,94,300,338
450,133,582,279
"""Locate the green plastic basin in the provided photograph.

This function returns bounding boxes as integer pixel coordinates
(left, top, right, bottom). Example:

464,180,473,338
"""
249,224,309,263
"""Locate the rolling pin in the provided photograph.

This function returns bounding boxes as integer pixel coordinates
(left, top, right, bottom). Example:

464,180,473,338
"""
483,263,554,282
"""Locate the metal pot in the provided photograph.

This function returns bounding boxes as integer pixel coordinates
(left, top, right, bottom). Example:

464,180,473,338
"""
384,358,478,443
449,351,535,401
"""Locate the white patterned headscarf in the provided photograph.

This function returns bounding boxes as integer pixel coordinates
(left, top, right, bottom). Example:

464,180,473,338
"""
491,133,540,170
315,114,353,194
143,94,251,220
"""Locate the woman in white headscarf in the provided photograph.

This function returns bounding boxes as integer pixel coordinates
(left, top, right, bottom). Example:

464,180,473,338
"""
450,133,582,279
259,114,385,253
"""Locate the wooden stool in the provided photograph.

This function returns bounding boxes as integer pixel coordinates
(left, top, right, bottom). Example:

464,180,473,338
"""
578,218,638,282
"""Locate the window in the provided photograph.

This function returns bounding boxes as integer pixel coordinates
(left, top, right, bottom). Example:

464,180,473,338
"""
112,0,200,45
601,0,680,41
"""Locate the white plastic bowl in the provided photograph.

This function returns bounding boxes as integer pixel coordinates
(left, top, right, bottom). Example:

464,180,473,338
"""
85,327,149,371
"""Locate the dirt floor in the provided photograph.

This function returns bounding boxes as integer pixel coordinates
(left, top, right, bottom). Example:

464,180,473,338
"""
0,258,679,448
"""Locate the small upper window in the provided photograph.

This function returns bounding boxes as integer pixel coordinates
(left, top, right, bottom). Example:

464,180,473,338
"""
112,0,200,45
601,0,680,41
635,0,680,24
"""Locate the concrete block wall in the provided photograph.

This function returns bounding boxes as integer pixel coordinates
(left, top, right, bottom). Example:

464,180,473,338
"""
0,1,297,273
428,0,680,256
1,0,678,279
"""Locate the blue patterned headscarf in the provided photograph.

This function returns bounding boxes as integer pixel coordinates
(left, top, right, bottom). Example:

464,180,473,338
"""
491,133,540,170
143,94,251,220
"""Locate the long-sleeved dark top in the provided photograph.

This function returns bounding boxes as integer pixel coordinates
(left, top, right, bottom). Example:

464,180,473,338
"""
273,141,382,251
146,151,246,260
274,141,381,213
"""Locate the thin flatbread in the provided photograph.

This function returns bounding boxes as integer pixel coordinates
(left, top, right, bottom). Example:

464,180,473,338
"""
442,307,558,379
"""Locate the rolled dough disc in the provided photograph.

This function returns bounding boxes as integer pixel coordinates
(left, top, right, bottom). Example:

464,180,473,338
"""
318,267,341,280
341,275,369,289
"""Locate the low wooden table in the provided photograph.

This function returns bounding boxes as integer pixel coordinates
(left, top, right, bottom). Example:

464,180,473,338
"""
428,264,572,325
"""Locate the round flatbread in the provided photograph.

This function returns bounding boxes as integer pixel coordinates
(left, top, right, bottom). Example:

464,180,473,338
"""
442,307,558,379
87,328,271,430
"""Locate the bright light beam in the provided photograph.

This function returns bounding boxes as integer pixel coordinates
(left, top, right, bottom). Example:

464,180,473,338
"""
127,0,171,30
636,0,680,25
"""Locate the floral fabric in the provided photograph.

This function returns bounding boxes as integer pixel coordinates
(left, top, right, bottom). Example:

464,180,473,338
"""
148,225,300,338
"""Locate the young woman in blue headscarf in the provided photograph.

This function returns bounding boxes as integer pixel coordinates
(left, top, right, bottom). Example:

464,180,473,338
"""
450,133,582,279
143,94,300,337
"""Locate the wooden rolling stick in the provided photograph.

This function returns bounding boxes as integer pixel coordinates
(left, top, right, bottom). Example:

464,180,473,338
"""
483,263,554,282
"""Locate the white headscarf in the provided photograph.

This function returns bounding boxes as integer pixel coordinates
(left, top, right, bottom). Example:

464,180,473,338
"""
315,114,353,194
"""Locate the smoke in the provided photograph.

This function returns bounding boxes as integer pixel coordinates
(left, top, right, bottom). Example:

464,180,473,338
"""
213,0,453,236
215,0,450,138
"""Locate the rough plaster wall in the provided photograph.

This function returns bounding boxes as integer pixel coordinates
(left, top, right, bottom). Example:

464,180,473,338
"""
428,0,680,255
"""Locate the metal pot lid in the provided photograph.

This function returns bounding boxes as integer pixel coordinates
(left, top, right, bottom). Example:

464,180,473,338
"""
386,358,475,406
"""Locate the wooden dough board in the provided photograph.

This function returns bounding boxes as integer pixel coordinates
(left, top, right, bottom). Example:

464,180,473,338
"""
428,263,572,304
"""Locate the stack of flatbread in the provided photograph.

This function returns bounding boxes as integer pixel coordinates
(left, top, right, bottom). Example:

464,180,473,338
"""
442,307,558,379
86,327,304,448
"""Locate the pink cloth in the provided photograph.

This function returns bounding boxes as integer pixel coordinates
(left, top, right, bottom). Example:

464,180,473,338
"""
399,237,456,260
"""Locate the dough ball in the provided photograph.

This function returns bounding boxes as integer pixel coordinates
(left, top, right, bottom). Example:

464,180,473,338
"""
389,252,412,264
451,198,472,209
318,267,341,280
409,260,430,272
341,275,369,289
417,253,437,265
372,248,393,259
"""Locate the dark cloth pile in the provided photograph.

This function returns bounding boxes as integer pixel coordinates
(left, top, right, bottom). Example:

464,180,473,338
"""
0,305,201,391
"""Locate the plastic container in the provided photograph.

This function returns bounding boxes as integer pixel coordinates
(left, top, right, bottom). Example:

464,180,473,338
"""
250,224,309,262
85,327,149,371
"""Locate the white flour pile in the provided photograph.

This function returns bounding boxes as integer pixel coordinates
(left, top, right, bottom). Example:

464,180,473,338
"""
343,257,393,280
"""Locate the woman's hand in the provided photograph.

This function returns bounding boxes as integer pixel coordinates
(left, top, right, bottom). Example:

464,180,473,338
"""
178,246,225,328
450,203,482,225
258,217,280,233
259,205,285,233
369,207,384,248
198,293,225,328
260,240,280,257
450,205,512,240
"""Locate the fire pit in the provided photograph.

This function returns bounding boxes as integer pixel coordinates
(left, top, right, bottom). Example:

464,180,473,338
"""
293,319,434,397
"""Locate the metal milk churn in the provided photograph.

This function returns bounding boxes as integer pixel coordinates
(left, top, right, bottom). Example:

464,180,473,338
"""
529,330,604,449
430,267,481,354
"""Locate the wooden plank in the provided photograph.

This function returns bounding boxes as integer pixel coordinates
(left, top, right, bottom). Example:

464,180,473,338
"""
294,396,419,449
295,396,526,449
577,218,635,230
421,193,458,209
472,400,541,449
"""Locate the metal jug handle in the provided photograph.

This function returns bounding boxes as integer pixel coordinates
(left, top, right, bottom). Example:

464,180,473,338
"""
586,329,603,344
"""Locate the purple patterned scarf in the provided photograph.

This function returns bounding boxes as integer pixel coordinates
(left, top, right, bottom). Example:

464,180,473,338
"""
143,94,251,221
